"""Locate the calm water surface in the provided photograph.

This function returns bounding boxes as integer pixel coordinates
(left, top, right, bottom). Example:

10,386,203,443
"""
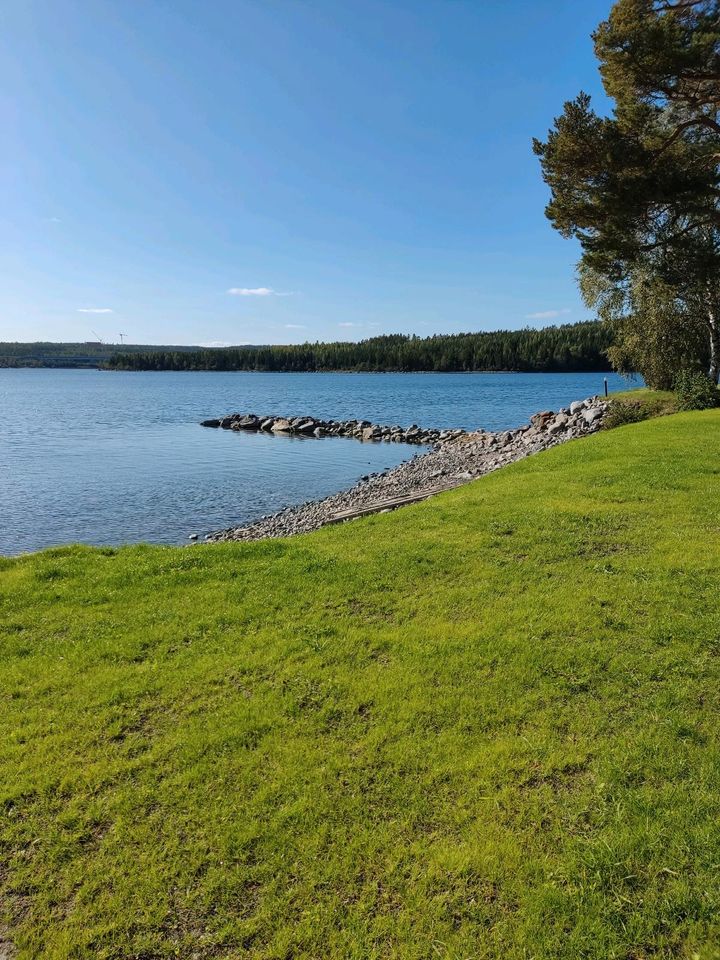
1,369,631,554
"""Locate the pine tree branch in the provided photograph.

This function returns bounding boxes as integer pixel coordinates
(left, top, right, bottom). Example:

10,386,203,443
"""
637,217,720,251
652,116,720,158
654,1,708,11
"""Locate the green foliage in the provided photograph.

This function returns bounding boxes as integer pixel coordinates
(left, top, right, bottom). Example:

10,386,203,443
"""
580,264,708,389
0,342,208,369
3,413,720,957
595,0,720,132
674,368,720,410
105,321,614,373
534,0,720,382
603,398,650,428
610,386,679,420
603,387,680,428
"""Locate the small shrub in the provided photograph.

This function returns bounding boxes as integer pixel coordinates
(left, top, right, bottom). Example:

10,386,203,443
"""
604,400,649,429
673,370,720,411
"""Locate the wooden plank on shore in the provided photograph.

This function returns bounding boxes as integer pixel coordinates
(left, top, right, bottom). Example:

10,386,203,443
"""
323,481,465,526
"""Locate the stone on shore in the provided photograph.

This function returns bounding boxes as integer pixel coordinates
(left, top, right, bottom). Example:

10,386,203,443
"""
202,396,609,545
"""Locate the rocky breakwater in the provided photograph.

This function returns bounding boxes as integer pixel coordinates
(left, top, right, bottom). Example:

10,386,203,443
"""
201,412,464,447
203,396,608,544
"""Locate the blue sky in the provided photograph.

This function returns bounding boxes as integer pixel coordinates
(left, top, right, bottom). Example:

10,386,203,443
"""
2,0,612,346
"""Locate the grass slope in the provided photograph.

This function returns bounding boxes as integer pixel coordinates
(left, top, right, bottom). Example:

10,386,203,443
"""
2,413,720,959
610,387,679,419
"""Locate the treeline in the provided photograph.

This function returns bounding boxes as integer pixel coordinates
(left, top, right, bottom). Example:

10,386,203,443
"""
106,321,613,373
0,342,214,368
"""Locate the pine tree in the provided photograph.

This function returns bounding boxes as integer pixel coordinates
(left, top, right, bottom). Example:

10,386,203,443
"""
534,0,720,381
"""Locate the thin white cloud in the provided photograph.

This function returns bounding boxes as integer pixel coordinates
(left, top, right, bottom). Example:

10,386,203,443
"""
227,287,293,297
78,307,113,314
199,340,235,348
338,322,360,328
227,287,273,296
47,217,62,223
284,323,306,330
525,308,571,320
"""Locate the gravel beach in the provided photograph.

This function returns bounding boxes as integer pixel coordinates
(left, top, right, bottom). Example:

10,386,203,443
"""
204,397,608,543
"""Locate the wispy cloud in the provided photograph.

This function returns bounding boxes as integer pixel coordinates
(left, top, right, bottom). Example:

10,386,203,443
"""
338,322,360,328
78,307,113,314
199,340,235,348
47,217,62,223
227,287,274,297
227,287,293,297
524,308,571,320
284,323,306,330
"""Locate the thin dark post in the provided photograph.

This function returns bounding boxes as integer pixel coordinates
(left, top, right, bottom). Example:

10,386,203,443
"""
604,378,608,398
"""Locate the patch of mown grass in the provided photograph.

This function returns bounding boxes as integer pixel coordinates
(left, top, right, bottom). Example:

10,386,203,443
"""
3,412,720,958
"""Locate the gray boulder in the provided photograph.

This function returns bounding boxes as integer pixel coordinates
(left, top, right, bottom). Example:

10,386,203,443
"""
547,418,567,436
237,415,260,429
271,418,292,432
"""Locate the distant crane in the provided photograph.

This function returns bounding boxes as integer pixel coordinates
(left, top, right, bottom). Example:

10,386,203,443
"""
118,332,128,344
91,329,104,344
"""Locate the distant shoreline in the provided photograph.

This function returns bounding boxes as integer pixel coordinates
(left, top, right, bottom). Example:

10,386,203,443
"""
1,321,614,374
1,365,613,375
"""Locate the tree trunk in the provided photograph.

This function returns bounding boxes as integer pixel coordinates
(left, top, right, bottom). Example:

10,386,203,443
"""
708,303,720,385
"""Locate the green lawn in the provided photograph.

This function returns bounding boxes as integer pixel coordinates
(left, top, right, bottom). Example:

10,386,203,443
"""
3,412,720,959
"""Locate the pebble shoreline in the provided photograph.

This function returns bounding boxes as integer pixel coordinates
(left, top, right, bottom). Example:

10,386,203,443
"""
201,397,608,543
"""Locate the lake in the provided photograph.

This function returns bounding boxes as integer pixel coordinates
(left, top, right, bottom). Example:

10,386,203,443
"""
1,368,632,554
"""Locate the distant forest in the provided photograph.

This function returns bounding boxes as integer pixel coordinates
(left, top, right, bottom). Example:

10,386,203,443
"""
106,321,613,373
0,342,213,368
